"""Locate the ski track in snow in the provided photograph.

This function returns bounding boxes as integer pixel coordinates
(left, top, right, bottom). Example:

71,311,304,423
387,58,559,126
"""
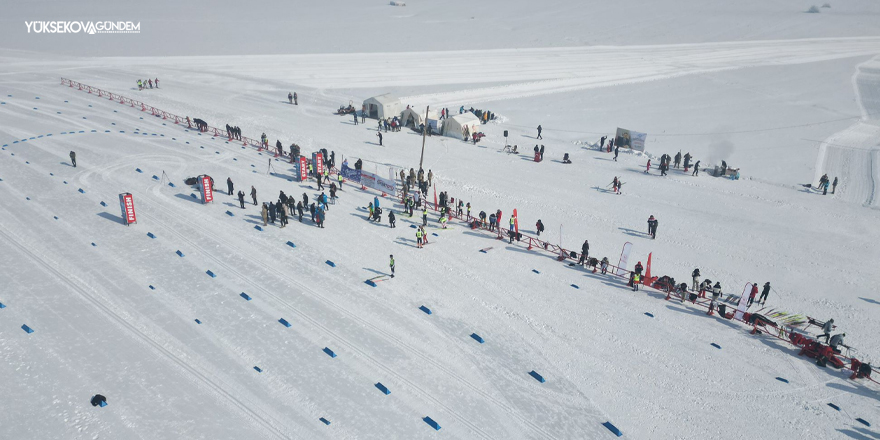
813,55,880,208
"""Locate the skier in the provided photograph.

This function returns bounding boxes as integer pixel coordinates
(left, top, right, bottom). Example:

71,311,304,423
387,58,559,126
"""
389,210,396,228
692,268,701,291
832,177,839,194
376,131,383,146
227,177,234,196
154,78,159,88
613,145,619,161
818,318,834,343
137,79,143,90
416,227,424,248
578,240,590,265
674,151,681,168
261,203,269,226
251,186,257,205
288,92,293,104
237,190,245,209
647,215,658,239
69,151,77,167
148,79,153,89
600,257,609,274
645,159,651,173
536,125,543,140
535,219,545,236
389,255,395,278
440,215,448,229
758,282,771,304
748,282,759,306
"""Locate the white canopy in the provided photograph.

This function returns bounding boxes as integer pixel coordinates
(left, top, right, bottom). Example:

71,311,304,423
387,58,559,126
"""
363,94,402,120
400,107,439,128
442,113,481,139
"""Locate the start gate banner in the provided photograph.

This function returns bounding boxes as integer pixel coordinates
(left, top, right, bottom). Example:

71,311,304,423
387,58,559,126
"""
119,193,136,225
199,175,213,203
360,169,397,194
313,152,325,176
615,127,647,152
341,164,362,183
296,156,308,181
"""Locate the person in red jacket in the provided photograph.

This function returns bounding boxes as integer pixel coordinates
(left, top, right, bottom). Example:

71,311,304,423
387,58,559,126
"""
748,283,759,306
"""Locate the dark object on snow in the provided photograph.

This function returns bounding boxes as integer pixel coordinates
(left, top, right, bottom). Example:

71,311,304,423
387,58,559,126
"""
90,394,107,407
184,177,198,186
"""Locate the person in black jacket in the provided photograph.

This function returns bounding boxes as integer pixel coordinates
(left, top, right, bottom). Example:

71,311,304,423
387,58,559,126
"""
578,240,589,265
647,215,658,239
389,210,396,228
69,151,77,167
535,219,545,236
296,201,304,222
268,202,276,224
237,190,245,209
227,177,234,195
758,282,771,305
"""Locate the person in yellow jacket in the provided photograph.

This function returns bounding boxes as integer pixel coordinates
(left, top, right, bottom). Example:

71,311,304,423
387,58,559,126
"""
416,228,424,248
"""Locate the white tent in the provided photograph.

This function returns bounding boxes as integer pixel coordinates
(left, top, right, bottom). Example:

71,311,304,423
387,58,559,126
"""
442,113,481,139
363,94,403,120
400,107,440,130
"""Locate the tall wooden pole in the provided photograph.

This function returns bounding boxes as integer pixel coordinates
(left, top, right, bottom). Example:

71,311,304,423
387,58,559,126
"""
419,105,429,170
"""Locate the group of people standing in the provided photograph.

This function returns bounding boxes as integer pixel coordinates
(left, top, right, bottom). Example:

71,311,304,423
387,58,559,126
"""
137,78,159,90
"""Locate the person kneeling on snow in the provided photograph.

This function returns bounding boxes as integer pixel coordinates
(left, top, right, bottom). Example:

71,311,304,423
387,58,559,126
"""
829,333,845,353
563,153,571,164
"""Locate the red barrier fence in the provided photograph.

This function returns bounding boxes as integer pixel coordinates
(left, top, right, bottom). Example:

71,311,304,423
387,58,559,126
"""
61,77,262,149
61,77,878,384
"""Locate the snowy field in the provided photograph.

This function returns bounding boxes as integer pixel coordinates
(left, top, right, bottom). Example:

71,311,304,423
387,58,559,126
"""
1,1,880,439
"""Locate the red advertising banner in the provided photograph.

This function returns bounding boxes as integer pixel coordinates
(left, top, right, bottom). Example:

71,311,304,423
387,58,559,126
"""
119,193,137,225
315,153,325,176
298,156,308,181
200,175,213,203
